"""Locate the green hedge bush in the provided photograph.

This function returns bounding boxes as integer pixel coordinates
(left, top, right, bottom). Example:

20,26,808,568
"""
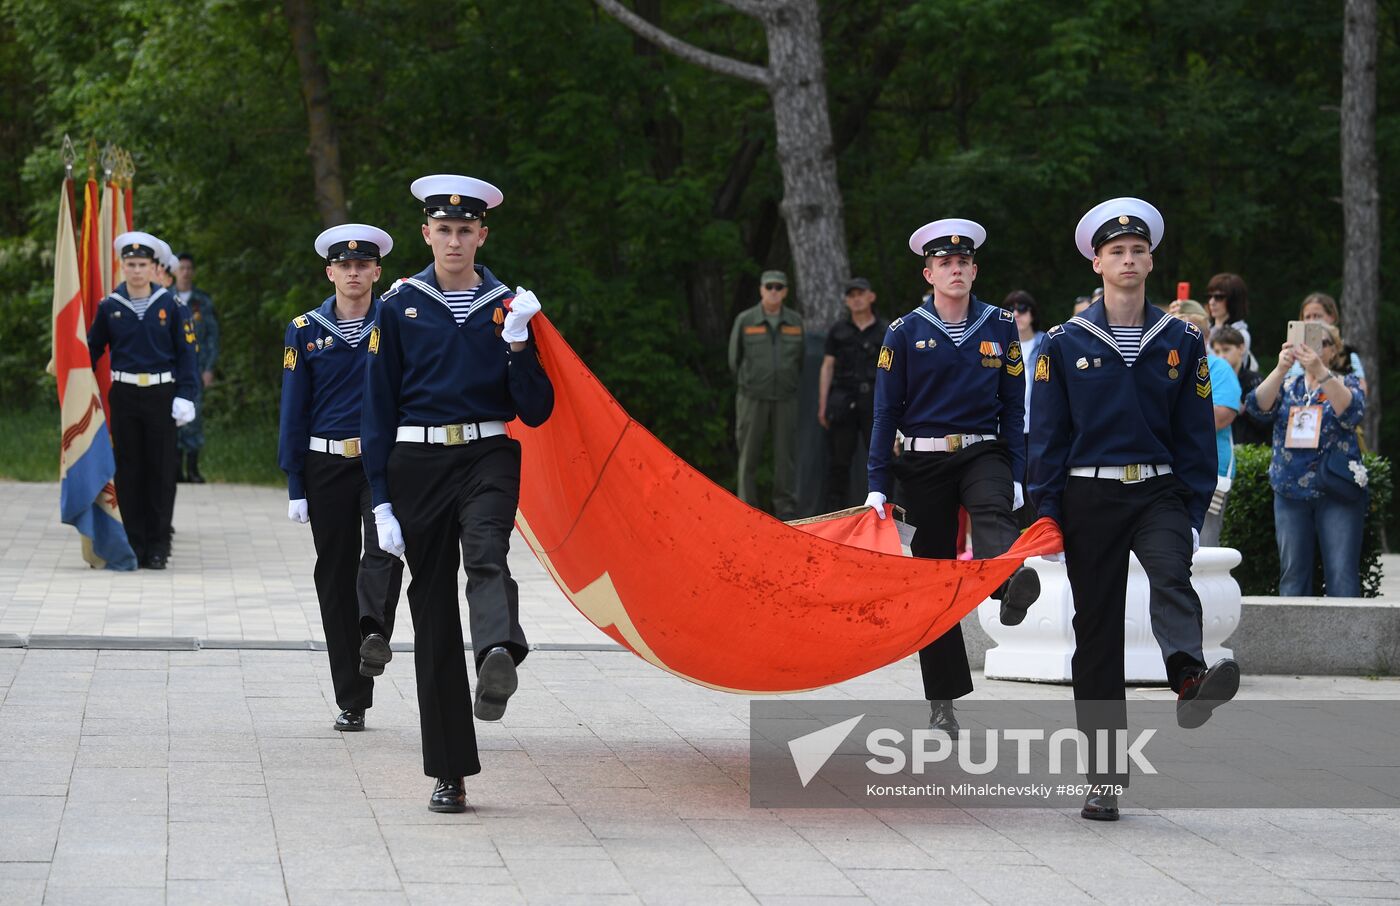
1221,444,1392,597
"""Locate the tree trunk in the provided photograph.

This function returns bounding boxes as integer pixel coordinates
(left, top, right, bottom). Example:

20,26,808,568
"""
1341,0,1380,449
282,0,348,227
760,0,848,333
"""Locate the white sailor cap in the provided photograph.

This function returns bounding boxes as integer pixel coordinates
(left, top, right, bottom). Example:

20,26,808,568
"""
410,174,504,220
114,231,161,260
152,237,178,271
909,218,986,258
314,223,393,263
1075,197,1163,259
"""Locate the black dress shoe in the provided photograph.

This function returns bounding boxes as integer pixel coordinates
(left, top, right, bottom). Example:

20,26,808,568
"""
1176,658,1240,729
929,700,960,734
359,633,392,677
1081,792,1120,821
998,565,1042,626
187,452,206,483
429,777,467,813
144,553,168,570
334,709,365,731
473,646,518,721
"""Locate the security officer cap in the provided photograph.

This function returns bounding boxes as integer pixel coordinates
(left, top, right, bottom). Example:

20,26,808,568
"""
411,174,504,221
114,230,161,260
909,218,986,258
1075,197,1163,259
315,223,394,263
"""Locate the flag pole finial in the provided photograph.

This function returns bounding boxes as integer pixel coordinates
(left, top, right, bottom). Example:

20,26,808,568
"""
61,134,77,181
100,143,117,181
84,138,98,182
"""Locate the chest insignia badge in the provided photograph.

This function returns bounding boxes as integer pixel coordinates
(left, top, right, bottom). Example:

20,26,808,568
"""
1076,357,1088,370
406,307,418,319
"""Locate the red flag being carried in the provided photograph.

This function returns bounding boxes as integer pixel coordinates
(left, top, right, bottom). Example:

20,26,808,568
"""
79,176,113,414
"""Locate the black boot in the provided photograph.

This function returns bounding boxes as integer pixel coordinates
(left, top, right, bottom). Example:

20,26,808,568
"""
187,451,206,484
929,700,960,734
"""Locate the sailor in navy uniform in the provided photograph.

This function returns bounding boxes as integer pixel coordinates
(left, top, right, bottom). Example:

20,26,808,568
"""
87,231,198,569
1028,198,1240,821
864,219,1040,733
279,224,406,733
362,174,554,813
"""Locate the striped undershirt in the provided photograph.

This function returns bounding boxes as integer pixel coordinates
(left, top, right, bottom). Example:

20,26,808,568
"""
129,295,153,319
442,287,480,325
338,317,364,346
940,319,967,344
1109,325,1144,366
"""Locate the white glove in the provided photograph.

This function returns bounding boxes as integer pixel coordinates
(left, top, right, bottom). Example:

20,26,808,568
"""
287,499,309,524
1013,481,1024,511
373,502,406,559
1191,528,1200,554
172,397,196,426
864,491,887,520
502,287,542,343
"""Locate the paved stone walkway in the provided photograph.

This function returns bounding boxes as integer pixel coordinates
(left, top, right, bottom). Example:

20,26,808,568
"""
3,481,1399,904
3,648,1399,905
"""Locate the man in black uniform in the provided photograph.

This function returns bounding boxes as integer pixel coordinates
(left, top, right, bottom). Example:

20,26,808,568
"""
818,277,888,511
1029,197,1240,821
865,219,1040,733
88,231,198,569
362,174,554,812
280,223,405,731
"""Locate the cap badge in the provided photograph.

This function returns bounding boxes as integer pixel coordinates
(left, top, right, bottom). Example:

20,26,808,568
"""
449,193,461,204
405,307,418,319
347,240,358,250
950,235,960,245
1118,215,1130,225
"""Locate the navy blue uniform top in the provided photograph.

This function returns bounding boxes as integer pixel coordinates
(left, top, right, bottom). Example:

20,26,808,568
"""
87,283,199,400
868,296,1026,495
362,263,555,507
278,295,383,500
1027,300,1218,529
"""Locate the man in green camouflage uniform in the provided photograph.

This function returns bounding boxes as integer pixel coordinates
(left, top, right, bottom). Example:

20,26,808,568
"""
174,253,219,482
728,269,805,519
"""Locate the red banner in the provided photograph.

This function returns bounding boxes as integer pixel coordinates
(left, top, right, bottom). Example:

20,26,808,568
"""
78,178,112,414
511,316,1062,694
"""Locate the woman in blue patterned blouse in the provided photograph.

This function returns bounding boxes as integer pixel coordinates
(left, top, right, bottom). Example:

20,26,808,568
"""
1246,322,1367,596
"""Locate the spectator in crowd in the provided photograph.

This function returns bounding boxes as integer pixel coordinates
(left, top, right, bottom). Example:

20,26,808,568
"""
1245,323,1367,597
1175,301,1240,546
818,278,888,512
1071,295,1093,316
728,270,804,519
1211,326,1272,446
174,253,220,483
1205,273,1255,367
1007,289,1045,526
1293,292,1368,395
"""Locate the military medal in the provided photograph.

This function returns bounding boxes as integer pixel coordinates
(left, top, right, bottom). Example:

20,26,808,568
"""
1167,349,1180,380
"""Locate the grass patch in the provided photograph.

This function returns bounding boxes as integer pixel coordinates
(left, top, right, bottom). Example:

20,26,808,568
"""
0,407,283,487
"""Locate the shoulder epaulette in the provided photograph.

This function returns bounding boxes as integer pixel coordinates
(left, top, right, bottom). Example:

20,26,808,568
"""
1183,321,1202,339
1047,323,1066,337
292,314,309,328
889,317,904,331
379,280,406,301
999,309,1014,321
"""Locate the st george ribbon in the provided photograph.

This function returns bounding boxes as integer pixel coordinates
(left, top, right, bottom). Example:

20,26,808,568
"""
510,316,1063,694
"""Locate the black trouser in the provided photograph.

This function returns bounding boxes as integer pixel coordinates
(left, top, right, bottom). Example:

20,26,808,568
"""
892,442,1019,701
108,382,177,563
388,436,529,779
304,452,405,712
1062,474,1207,784
822,397,873,513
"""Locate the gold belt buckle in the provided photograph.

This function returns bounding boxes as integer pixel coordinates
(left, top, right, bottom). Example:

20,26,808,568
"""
946,434,963,452
444,424,467,446
1122,464,1142,482
341,437,361,458
137,373,151,387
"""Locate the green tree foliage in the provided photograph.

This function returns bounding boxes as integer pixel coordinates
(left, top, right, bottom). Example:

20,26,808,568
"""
2,0,1396,484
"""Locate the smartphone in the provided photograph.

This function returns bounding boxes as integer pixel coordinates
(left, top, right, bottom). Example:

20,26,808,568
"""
1287,320,1327,353
1176,282,1190,301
